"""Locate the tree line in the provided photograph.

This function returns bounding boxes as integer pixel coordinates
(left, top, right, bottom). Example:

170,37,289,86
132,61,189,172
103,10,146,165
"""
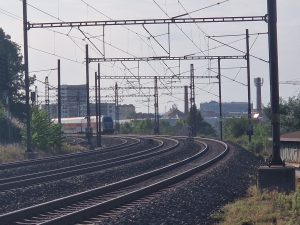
0,28,63,152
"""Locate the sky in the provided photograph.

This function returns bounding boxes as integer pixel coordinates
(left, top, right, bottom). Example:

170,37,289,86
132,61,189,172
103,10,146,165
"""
0,0,299,113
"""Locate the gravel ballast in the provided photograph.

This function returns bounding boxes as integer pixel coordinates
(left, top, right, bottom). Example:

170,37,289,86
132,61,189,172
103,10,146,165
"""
0,139,200,214
97,143,263,225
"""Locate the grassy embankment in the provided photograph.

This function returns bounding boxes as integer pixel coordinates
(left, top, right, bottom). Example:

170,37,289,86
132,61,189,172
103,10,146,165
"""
217,137,300,225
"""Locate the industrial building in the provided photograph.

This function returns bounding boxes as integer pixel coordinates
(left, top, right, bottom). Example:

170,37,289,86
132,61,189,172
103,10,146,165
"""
41,84,136,120
200,101,252,118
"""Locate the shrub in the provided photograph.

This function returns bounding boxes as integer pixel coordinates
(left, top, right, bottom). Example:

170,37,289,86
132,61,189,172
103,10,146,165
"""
23,108,63,153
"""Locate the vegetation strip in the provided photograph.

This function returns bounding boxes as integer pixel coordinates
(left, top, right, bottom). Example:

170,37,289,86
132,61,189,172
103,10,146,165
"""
214,186,300,225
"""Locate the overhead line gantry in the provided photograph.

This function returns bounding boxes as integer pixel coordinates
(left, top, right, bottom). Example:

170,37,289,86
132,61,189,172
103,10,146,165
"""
89,55,245,63
27,16,267,29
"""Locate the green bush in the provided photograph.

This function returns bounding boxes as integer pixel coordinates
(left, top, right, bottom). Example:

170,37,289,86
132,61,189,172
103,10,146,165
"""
23,108,63,153
224,117,272,156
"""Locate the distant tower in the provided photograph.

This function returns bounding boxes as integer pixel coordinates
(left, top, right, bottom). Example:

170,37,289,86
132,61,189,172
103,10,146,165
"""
184,86,189,115
254,77,264,115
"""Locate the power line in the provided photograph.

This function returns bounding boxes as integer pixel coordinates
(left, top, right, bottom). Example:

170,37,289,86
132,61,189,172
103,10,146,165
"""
153,0,207,56
175,1,268,65
208,32,268,38
0,7,22,20
209,68,247,86
29,68,57,73
185,36,247,57
208,36,269,63
174,0,230,19
78,0,186,93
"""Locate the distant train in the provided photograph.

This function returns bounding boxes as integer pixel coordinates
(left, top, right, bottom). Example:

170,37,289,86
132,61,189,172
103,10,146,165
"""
100,116,114,134
53,116,114,134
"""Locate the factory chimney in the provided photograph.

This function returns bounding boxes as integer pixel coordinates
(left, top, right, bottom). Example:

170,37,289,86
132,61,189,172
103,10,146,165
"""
254,77,264,115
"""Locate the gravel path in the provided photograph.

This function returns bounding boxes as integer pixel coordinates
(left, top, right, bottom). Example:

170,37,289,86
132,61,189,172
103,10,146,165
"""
97,142,263,225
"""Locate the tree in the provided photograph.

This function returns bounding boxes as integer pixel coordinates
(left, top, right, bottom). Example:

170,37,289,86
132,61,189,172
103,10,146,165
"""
224,117,248,138
0,104,21,143
0,28,34,121
187,105,216,136
25,108,63,152
120,121,134,134
224,117,272,155
264,95,300,133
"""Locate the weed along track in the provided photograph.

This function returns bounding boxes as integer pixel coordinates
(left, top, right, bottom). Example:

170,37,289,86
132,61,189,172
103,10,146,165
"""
0,136,228,225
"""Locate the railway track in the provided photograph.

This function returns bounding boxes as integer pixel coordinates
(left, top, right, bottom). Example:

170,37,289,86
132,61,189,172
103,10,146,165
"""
0,137,142,179
0,137,227,225
0,136,140,174
0,137,166,191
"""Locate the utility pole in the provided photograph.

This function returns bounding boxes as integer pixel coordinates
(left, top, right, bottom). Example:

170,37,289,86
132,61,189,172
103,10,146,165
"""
45,76,50,118
35,85,38,105
95,72,99,146
257,0,294,193
147,98,150,114
184,86,189,115
57,59,61,124
85,44,91,146
267,0,283,166
218,58,223,141
246,29,253,142
154,76,159,135
76,91,80,116
190,64,196,136
98,63,102,146
23,0,32,152
115,82,119,133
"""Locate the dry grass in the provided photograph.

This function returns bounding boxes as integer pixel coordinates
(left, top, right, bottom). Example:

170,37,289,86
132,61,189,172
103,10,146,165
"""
61,143,87,153
0,143,87,164
214,186,300,225
0,144,26,163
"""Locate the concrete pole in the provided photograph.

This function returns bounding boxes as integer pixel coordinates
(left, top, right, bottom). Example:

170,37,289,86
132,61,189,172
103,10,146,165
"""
23,0,32,152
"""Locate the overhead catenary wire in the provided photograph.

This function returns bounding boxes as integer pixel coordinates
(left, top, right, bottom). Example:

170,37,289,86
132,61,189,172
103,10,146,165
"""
13,0,144,80
153,0,207,57
208,36,269,63
208,32,268,38
176,0,268,65
173,0,231,19
78,0,223,98
5,1,267,111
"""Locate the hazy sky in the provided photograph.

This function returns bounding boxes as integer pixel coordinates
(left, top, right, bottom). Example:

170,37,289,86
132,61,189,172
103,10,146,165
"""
0,0,299,113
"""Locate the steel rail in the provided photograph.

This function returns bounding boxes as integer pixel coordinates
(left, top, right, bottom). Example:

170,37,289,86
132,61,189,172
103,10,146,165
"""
0,138,227,225
0,136,139,170
0,138,165,190
0,137,196,224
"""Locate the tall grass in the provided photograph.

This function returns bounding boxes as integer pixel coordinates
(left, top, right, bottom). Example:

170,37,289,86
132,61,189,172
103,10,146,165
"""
214,186,300,225
0,144,26,163
0,143,87,163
